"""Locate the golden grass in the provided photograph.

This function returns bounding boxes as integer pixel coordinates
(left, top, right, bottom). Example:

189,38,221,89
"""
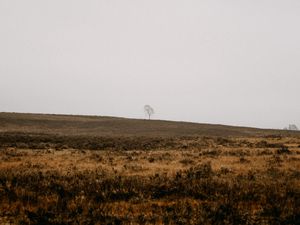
1,137,299,177
0,113,300,224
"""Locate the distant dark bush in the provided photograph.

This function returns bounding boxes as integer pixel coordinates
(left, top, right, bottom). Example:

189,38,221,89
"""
219,166,232,175
179,158,195,166
186,162,213,179
148,157,155,163
276,145,291,154
200,149,220,157
256,140,284,148
239,157,250,163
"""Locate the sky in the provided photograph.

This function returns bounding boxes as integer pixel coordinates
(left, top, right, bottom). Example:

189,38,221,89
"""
1,0,300,129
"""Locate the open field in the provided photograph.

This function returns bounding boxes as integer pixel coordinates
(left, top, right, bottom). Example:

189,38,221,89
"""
0,113,300,224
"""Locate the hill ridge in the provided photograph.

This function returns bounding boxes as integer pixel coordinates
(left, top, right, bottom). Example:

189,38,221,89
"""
0,112,295,137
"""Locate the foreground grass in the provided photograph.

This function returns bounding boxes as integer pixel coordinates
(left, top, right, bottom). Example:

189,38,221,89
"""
0,136,300,224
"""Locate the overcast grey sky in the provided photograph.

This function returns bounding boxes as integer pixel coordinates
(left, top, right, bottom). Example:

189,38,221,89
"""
1,0,299,129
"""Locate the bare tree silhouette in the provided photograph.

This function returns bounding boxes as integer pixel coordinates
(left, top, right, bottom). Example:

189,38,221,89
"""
144,105,154,120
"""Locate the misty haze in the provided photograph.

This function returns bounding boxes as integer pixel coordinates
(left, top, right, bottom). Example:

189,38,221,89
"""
1,0,300,129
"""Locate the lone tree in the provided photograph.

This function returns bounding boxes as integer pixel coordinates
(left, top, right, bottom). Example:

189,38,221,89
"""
144,105,154,120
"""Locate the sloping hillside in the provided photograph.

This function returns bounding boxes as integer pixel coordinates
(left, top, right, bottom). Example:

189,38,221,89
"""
0,112,294,137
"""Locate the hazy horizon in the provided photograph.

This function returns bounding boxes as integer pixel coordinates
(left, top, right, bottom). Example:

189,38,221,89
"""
1,0,300,129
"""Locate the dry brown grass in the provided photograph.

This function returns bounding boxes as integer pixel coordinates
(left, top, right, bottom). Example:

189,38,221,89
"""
0,136,300,224
1,138,300,177
0,113,300,224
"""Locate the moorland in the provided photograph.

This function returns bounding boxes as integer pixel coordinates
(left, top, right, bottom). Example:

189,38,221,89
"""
0,112,299,224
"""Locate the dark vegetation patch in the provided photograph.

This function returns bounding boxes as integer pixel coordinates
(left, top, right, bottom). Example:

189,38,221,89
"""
255,140,286,148
0,133,229,151
0,132,182,151
276,145,291,154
